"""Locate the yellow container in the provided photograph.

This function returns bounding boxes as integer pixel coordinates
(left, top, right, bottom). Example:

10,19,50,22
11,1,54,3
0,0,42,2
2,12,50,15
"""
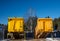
35,18,53,33
8,17,24,32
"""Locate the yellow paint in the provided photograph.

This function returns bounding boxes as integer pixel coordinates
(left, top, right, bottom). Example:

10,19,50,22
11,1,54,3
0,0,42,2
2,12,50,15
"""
8,17,24,32
35,18,53,36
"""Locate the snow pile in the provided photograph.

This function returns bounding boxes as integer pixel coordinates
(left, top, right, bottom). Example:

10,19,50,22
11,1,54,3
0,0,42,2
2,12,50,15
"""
1,39,10,41
46,38,59,41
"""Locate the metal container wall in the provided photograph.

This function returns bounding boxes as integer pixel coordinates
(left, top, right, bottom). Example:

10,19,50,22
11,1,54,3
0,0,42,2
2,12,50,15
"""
35,18,53,38
8,17,24,32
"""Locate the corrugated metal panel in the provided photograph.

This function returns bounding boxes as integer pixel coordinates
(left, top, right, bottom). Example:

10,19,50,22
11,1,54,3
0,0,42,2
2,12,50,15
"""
35,18,53,32
8,18,24,32
35,18,53,38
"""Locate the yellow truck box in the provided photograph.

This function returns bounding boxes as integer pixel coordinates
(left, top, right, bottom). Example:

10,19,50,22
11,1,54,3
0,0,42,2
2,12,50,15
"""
8,17,24,32
35,18,53,33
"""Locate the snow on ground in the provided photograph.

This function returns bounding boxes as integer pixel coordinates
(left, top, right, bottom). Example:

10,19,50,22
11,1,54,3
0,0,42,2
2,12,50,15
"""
0,38,60,41
46,38,59,41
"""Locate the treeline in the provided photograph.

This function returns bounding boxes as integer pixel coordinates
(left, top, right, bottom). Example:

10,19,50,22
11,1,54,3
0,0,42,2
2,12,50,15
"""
0,24,6,26
53,17,60,25
53,17,60,31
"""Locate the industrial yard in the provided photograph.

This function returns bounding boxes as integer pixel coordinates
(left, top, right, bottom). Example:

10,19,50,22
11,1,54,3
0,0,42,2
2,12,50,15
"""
0,9,60,40
1,0,60,41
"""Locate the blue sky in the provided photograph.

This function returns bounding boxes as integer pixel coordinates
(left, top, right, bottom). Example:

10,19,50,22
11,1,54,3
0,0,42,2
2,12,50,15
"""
0,0,60,24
